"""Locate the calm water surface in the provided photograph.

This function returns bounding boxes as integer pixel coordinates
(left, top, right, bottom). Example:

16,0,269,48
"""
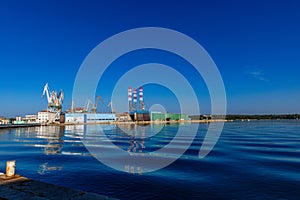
0,120,299,199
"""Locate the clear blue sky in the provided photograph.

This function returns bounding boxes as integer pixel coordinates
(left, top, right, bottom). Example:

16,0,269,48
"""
0,0,299,117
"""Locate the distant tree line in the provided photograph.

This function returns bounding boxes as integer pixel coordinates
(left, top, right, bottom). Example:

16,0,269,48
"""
189,114,300,120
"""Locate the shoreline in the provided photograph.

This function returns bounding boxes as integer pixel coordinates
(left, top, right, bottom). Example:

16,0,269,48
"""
0,120,228,129
1,118,299,129
0,123,40,129
62,119,228,126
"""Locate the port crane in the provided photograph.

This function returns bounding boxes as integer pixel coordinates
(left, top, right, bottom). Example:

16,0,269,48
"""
70,100,75,113
83,96,104,113
42,83,64,120
107,101,115,113
83,99,93,113
91,96,104,113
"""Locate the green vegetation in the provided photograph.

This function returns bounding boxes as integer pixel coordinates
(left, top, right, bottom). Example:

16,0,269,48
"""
189,114,300,120
225,114,300,120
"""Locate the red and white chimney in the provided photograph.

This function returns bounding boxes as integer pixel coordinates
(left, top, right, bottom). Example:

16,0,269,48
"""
139,86,143,102
128,87,132,102
133,89,137,103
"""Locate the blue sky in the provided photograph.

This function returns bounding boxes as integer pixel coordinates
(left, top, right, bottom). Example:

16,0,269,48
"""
0,0,299,117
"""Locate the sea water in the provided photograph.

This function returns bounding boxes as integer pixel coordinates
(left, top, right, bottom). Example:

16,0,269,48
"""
0,120,299,199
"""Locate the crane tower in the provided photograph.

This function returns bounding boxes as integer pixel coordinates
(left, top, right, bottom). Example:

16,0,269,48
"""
42,83,64,120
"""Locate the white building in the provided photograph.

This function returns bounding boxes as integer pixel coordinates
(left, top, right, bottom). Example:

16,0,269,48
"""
86,113,116,123
24,115,39,124
38,111,56,124
0,117,9,125
65,113,85,123
13,116,26,124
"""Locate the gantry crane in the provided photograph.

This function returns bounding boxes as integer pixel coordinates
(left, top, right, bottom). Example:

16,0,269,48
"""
91,96,104,113
83,99,93,113
107,101,115,113
42,83,64,120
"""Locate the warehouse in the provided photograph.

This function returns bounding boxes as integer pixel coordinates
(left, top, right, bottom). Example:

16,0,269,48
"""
150,112,190,121
65,113,116,123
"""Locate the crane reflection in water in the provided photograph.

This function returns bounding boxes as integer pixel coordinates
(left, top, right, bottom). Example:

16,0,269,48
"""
14,123,166,175
13,126,64,155
37,162,63,175
13,126,65,174
34,125,64,155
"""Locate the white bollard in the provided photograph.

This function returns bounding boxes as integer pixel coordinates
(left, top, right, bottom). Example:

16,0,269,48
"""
6,160,16,177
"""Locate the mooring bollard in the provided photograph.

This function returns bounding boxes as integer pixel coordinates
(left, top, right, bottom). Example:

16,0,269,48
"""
6,160,16,177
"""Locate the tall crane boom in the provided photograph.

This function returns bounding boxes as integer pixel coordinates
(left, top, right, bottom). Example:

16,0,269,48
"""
84,99,93,113
91,96,104,113
41,83,64,120
58,89,64,104
42,83,51,104
107,101,115,113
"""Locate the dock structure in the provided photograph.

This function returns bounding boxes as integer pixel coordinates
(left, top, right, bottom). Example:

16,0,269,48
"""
0,173,115,200
0,123,40,129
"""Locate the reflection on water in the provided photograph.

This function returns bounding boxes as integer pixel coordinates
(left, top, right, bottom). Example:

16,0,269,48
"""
125,165,143,174
13,125,87,156
116,124,151,174
12,123,169,159
82,123,166,174
38,162,63,175
14,126,64,155
116,124,147,154
1,120,300,199
9,123,219,174
81,123,184,174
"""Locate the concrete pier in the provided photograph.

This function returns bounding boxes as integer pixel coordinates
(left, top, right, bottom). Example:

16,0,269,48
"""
0,173,115,200
0,124,41,129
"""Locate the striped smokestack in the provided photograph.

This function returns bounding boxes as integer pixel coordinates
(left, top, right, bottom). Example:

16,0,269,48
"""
139,86,143,102
133,89,137,103
139,86,145,110
128,87,133,112
133,89,137,111
128,87,132,101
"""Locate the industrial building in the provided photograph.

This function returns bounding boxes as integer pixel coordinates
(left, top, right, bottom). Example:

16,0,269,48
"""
150,112,190,121
38,111,57,124
127,86,190,122
64,113,116,123
24,115,39,124
13,116,26,124
40,82,116,124
0,117,9,125
128,86,150,121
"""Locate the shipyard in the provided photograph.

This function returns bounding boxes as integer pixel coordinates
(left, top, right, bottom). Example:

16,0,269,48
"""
0,82,225,199
2,1,300,199
0,83,225,128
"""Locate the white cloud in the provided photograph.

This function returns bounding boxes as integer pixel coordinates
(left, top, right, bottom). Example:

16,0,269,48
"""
249,69,269,82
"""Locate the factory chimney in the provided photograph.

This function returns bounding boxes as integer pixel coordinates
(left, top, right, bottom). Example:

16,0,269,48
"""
133,89,137,111
128,87,133,112
139,86,145,110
